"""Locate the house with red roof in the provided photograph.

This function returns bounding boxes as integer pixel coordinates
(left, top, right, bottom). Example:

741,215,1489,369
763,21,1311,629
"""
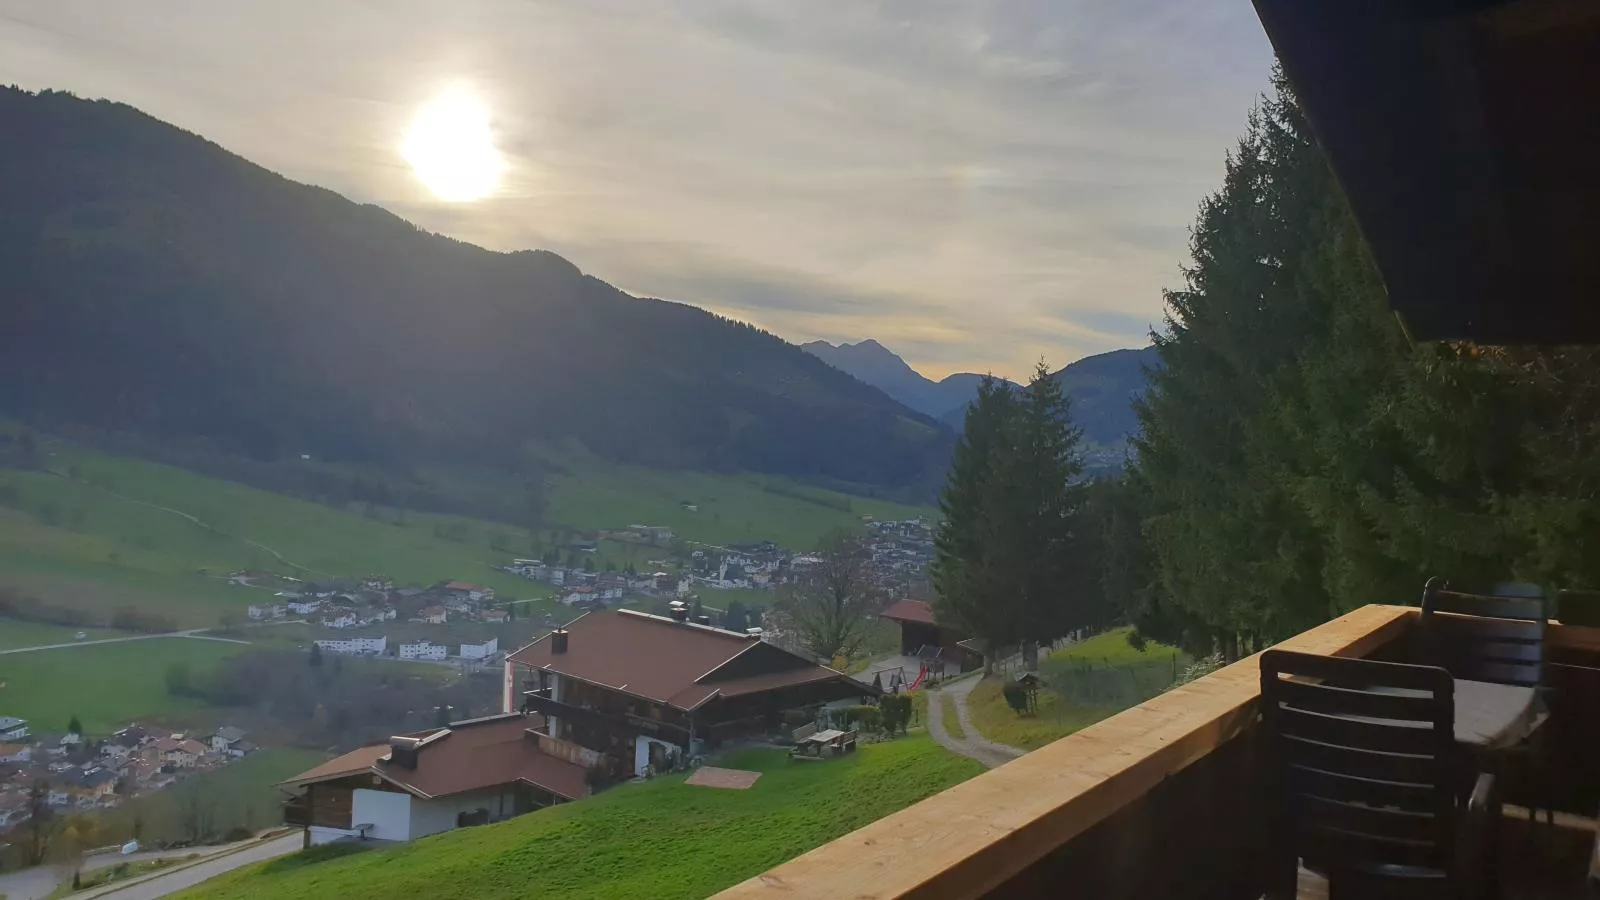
443,581,494,602
507,609,875,779
280,712,589,845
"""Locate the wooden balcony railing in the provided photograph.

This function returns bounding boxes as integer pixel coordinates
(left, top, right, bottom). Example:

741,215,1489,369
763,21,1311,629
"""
712,605,1600,899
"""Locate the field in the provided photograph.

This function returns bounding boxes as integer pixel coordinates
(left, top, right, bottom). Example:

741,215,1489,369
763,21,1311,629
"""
966,628,1187,750
0,441,932,632
428,452,932,551
0,619,116,650
0,637,247,734
176,737,982,900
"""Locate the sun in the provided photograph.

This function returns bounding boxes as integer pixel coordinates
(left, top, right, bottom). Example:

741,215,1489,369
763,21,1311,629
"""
401,88,504,202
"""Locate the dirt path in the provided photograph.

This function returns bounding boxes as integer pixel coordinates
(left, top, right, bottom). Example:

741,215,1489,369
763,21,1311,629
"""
926,676,1026,768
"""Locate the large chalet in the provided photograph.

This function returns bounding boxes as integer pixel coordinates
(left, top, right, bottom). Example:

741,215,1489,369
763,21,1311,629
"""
506,609,874,779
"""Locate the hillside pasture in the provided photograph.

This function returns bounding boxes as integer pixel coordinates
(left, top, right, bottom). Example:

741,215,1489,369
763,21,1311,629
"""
176,737,980,900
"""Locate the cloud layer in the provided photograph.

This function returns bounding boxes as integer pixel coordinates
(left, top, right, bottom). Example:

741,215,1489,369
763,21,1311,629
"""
0,0,1273,379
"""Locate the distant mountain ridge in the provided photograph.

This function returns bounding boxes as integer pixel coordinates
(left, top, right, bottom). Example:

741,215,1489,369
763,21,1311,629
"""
802,338,1157,452
0,87,952,497
800,339,1006,419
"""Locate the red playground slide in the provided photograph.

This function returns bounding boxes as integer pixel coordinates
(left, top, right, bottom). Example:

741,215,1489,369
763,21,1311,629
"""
907,665,928,691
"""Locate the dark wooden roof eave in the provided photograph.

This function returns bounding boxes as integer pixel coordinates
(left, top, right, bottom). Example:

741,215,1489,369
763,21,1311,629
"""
1250,0,1600,344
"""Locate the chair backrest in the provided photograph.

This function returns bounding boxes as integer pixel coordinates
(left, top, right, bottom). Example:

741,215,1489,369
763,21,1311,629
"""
1259,649,1458,878
1419,576,1547,687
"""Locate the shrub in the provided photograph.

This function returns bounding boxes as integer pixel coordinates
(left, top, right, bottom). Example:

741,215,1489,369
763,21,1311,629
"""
879,694,912,735
1002,684,1032,715
839,705,882,732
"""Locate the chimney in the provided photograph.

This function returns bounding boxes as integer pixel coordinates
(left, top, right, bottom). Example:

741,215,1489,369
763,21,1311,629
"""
551,629,569,654
389,736,420,769
694,615,711,626
668,601,688,623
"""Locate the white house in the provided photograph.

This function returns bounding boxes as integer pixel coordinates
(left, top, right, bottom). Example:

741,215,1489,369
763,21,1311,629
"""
0,743,31,764
289,599,324,615
399,641,448,661
458,637,498,660
281,714,587,846
0,716,28,741
419,607,447,625
210,726,246,755
314,636,388,656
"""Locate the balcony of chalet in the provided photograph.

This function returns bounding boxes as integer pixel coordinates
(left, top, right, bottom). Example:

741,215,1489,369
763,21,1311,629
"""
713,604,1600,899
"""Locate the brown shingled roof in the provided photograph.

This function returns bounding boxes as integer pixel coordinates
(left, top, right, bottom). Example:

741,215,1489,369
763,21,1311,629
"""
280,713,587,801
508,610,866,711
509,610,759,707
879,599,937,626
279,744,390,786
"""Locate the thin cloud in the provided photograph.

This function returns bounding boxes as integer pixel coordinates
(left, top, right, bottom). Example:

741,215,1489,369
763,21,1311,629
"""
0,0,1272,380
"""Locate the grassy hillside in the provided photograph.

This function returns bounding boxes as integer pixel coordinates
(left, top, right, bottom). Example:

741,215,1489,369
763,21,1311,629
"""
177,738,981,900
0,637,247,734
0,440,930,628
966,628,1187,750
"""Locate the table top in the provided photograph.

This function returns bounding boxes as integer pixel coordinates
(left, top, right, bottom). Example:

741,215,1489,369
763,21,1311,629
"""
801,729,848,744
1359,678,1540,749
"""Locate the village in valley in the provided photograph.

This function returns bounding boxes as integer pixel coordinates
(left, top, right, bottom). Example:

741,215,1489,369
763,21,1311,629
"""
0,513,938,854
236,516,938,662
0,715,255,826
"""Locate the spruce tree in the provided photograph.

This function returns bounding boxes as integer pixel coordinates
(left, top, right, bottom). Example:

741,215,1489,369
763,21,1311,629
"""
933,366,1089,670
932,375,1019,665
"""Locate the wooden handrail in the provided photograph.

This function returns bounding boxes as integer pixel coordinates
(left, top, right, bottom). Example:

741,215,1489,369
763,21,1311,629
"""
712,604,1417,900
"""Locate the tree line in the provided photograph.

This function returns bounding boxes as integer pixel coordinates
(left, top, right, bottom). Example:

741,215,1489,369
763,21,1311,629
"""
932,71,1600,663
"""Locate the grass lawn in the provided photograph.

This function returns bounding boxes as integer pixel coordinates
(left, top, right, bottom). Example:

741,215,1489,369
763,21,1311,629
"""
176,736,982,900
965,628,1189,751
53,857,193,897
964,677,1116,751
539,457,932,551
0,637,246,735
0,618,118,650
937,690,966,739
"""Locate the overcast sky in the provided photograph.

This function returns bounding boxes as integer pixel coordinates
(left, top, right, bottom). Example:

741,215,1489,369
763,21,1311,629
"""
0,1,1273,380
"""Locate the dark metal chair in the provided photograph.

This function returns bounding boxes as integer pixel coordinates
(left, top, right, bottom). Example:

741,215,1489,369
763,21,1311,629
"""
1419,578,1552,830
1260,649,1496,900
1418,577,1546,688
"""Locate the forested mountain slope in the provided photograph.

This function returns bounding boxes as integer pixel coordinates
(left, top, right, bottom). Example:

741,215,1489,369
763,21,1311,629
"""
0,88,951,494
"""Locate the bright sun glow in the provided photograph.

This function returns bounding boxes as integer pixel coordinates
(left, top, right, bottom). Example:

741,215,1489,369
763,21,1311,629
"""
401,88,503,202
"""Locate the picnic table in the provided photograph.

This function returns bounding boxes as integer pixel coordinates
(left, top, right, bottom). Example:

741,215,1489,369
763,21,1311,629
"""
790,727,858,760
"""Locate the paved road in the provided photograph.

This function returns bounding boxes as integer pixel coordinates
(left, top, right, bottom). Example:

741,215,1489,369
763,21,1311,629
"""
0,836,293,900
77,832,302,899
926,676,1026,769
0,632,251,656
0,861,72,900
